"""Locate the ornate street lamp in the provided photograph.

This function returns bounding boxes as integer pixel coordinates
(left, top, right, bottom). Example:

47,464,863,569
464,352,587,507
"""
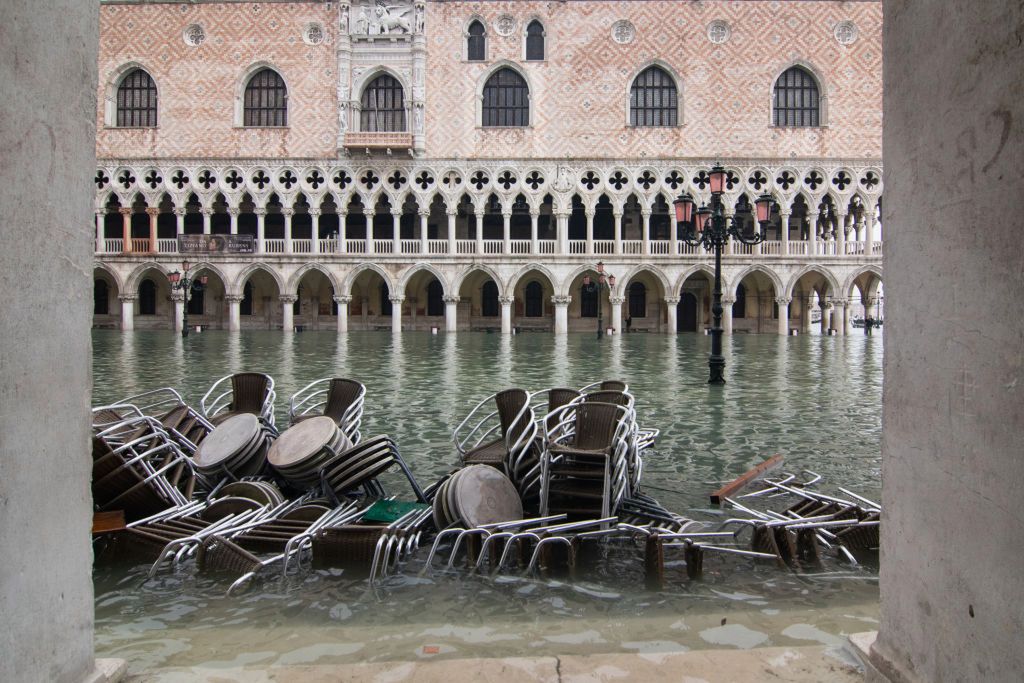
581,261,616,340
167,260,208,338
674,164,774,384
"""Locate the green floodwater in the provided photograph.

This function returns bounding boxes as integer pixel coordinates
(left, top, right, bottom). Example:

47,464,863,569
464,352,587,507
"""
92,330,882,671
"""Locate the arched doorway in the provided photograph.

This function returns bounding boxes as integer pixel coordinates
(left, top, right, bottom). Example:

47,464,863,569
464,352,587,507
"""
678,292,698,332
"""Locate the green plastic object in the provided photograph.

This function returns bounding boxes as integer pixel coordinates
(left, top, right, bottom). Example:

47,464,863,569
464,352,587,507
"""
362,500,429,524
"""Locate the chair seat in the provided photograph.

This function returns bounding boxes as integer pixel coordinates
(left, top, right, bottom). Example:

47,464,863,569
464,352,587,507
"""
548,443,613,461
463,437,508,465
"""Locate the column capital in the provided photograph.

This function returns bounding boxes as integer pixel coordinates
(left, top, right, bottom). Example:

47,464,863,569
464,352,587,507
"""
501,211,513,219
118,207,132,216
664,296,681,305
612,209,623,217
170,291,185,303
529,209,541,218
389,294,406,304
200,206,213,216
446,208,459,217
640,209,652,217
227,206,240,216
778,211,791,218
145,207,160,217
333,295,353,305
308,208,321,217
551,295,572,306
118,294,137,303
609,296,625,305
442,295,460,304
775,296,792,305
418,208,431,217
364,209,376,218
281,207,295,217
721,295,736,306
279,294,298,304
223,294,244,303
821,301,834,310
254,207,267,216
390,208,403,217
174,206,187,217
832,297,850,306
584,209,595,218
498,295,514,305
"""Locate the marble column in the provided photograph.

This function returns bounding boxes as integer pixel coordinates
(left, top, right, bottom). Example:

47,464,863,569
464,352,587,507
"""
443,295,459,332
119,294,135,331
447,209,457,255
721,295,735,336
613,210,623,254
201,208,212,235
392,210,402,255
641,210,651,255
228,206,239,235
837,211,848,255
776,296,791,336
310,209,321,254
821,303,832,335
475,210,484,254
365,210,375,254
225,294,242,331
552,295,571,335
779,212,791,256
333,295,350,333
338,212,348,254
803,297,815,334
282,207,294,254
95,210,104,253
500,295,513,334
669,212,678,256
610,295,624,334
119,207,131,253
255,208,266,254
419,210,429,255
281,295,296,332
864,207,876,256
175,206,186,237
171,292,184,332
530,210,539,254
664,296,680,334
390,294,404,333
502,211,512,254
555,212,568,254
585,210,595,255
833,298,848,335
146,206,159,253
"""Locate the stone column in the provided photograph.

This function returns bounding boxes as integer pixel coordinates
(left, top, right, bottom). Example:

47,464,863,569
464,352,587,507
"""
610,295,624,334
641,210,651,255
776,296,791,336
443,295,459,332
225,294,242,331
283,207,294,254
613,210,623,254
475,210,484,254
498,211,509,254
833,298,848,335
280,295,296,331
779,212,790,255
447,209,457,255
555,212,569,254
228,206,239,235
820,302,832,335
530,210,539,254
174,206,186,236
333,295,350,333
724,211,734,255
585,209,595,254
146,206,159,253
864,206,876,256
669,212,678,256
119,294,135,331
202,208,212,235
95,210,104,253
664,296,680,334
500,295,513,334
253,208,266,253
809,218,818,255
390,294,404,333
392,209,402,255
338,212,347,254
310,208,321,254
119,207,131,253
419,210,429,255
365,209,375,254
552,295,571,335
721,295,735,336
802,297,814,334
836,211,848,255
171,292,184,332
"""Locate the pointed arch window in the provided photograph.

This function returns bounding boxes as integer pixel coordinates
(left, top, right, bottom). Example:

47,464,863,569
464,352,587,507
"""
630,66,677,127
244,68,288,127
427,280,444,317
116,68,158,128
481,281,499,317
525,20,545,61
482,68,529,127
628,282,647,318
524,281,544,317
467,20,486,61
138,279,157,315
361,74,406,132
773,66,820,127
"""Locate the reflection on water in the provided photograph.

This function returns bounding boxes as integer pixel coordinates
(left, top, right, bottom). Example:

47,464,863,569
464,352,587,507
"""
92,330,882,670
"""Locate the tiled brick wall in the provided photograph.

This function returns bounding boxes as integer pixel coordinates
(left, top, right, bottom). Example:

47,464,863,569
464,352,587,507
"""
97,1,337,159
424,1,882,160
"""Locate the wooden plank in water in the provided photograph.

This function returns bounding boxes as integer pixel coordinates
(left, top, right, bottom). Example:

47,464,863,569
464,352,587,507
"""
92,510,126,534
710,455,784,505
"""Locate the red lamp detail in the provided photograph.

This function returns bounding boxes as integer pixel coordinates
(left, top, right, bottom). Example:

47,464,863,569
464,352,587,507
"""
609,274,616,287
708,164,727,195
168,271,181,284
673,192,695,225
695,205,712,234
755,194,774,225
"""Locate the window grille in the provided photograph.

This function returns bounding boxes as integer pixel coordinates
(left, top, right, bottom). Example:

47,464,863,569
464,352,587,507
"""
116,69,158,127
629,66,677,127
482,68,529,127
773,66,820,127
360,75,406,132
244,68,288,127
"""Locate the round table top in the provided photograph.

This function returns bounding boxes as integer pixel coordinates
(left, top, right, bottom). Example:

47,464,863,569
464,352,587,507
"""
453,465,523,528
268,416,338,468
193,413,260,468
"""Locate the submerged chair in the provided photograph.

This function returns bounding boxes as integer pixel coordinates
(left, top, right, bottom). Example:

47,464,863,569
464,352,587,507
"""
289,378,366,444
454,389,537,477
201,372,276,427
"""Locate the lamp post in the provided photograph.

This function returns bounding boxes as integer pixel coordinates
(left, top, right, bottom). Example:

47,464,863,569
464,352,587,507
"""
581,261,616,340
167,260,208,338
674,165,774,384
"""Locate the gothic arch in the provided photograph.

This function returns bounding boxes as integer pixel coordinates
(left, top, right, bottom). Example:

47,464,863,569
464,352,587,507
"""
475,60,534,127
341,262,396,296
453,264,505,297
286,263,342,297
507,262,557,294
124,261,169,293
731,264,785,298
93,262,125,292
352,65,411,101
624,60,683,127
674,264,717,294
618,264,670,299
234,62,290,127
232,262,286,297
769,60,829,127
398,262,450,295
842,264,884,299
785,264,840,299
103,62,159,127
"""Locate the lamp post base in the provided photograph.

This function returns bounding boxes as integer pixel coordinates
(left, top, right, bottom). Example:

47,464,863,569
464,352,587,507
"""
708,355,726,385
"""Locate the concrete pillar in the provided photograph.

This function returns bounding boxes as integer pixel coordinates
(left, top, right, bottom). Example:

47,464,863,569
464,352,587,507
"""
419,210,429,255
641,210,651,255
365,210,375,254
780,212,790,255
475,210,484,254
283,207,294,254
390,294,404,333
502,211,512,254
120,206,131,253
333,295,350,333
721,295,734,336
146,206,159,253
228,206,239,235
338,212,347,254
226,295,241,331
552,295,570,334
281,295,296,331
95,210,104,253
201,207,212,235
664,296,680,334
585,209,594,254
500,295,513,334
613,210,623,254
530,210,539,254
776,296,791,336
833,298,848,336
610,295,624,334
119,294,135,331
443,295,459,332
310,209,320,254
447,209,457,255
392,210,402,255
255,208,266,254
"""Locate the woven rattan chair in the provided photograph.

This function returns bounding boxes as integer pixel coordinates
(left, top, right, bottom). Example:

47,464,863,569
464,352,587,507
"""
202,372,276,426
289,378,365,443
459,389,535,473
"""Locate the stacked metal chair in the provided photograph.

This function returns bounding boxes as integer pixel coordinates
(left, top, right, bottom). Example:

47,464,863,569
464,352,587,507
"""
288,377,366,444
201,372,277,427
453,388,538,482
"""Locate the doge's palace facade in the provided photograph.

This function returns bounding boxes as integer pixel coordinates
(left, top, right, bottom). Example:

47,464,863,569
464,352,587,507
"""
93,0,883,335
